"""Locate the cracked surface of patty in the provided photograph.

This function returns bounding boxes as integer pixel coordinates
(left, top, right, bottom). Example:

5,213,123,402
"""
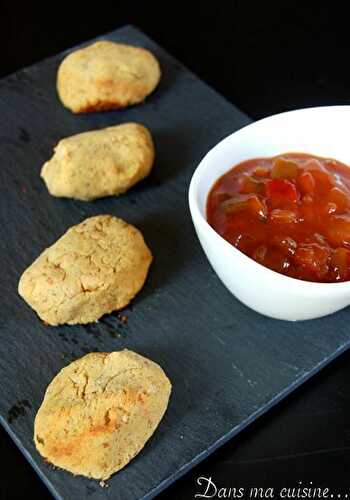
57,40,161,113
18,215,152,325
34,350,171,480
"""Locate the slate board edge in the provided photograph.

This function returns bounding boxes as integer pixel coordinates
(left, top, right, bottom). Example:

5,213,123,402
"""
0,24,250,500
2,342,349,500
1,24,248,124
0,24,345,500
142,339,350,500
0,23,247,499
0,415,60,500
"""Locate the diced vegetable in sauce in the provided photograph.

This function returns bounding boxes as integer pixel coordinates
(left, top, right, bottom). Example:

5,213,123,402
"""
269,209,298,224
222,194,267,220
239,175,265,195
207,152,350,283
271,158,299,179
253,166,270,178
297,171,315,194
330,247,350,281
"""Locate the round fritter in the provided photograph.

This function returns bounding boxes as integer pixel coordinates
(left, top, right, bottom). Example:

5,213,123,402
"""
41,123,155,201
18,215,152,325
34,350,171,480
57,40,161,113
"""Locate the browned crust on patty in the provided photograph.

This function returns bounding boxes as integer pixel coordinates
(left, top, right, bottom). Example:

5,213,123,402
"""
34,350,171,480
57,40,161,113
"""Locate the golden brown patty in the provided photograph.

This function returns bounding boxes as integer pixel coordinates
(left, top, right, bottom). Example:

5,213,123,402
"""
18,215,152,325
34,350,171,480
41,123,155,201
57,40,161,113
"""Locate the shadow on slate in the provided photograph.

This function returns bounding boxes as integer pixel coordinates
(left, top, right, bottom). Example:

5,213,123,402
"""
0,24,348,500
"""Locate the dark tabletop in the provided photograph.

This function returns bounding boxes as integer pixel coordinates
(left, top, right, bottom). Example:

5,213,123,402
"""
1,3,350,499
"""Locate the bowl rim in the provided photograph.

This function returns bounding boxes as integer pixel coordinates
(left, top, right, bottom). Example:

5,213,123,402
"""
188,105,350,294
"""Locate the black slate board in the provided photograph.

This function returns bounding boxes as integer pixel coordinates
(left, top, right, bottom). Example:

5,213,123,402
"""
0,25,349,500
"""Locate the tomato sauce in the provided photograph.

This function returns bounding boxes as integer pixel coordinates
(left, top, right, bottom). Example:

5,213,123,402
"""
207,153,350,283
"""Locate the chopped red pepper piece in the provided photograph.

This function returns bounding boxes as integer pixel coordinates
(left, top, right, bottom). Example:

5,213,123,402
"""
207,152,350,282
266,179,298,203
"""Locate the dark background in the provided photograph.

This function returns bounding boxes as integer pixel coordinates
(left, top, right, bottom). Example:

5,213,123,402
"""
1,2,350,499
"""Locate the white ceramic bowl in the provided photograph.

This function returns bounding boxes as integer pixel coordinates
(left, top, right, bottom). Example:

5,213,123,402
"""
189,106,350,321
